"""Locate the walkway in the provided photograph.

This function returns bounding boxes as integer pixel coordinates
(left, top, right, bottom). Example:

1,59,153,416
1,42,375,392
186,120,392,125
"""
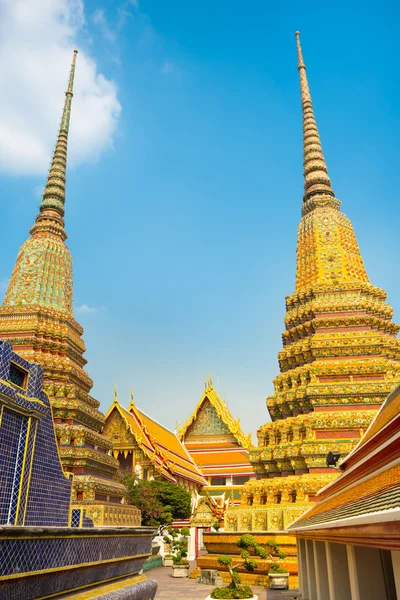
148,564,286,600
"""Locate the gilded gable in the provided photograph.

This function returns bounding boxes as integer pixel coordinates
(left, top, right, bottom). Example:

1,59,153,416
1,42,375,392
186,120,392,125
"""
186,399,231,438
103,409,134,446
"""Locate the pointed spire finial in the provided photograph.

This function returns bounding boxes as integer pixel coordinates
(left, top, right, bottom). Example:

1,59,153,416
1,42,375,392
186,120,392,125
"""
32,49,79,239
204,374,207,390
114,384,118,402
129,387,135,409
295,32,336,209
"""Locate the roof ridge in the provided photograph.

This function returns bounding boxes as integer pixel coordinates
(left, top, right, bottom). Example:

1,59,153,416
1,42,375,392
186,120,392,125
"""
178,385,252,448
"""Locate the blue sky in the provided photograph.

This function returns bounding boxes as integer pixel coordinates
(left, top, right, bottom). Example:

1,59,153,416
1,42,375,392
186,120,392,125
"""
1,0,399,439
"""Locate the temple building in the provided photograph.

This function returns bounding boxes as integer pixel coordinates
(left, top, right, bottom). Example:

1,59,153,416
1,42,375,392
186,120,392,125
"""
0,51,138,526
288,382,400,600
178,380,255,503
103,389,207,492
225,31,400,533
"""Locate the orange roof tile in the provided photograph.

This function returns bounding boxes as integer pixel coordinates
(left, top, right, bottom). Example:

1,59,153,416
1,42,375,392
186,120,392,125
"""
104,397,207,487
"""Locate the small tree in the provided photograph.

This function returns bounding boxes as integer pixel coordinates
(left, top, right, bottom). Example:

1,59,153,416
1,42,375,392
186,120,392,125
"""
163,528,190,566
210,534,288,599
120,474,192,534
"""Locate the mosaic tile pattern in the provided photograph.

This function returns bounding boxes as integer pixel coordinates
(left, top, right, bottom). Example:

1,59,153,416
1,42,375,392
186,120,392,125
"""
23,396,72,526
0,527,154,600
71,508,81,527
0,409,27,524
0,533,149,577
187,400,231,437
7,415,29,525
0,341,72,527
18,422,37,525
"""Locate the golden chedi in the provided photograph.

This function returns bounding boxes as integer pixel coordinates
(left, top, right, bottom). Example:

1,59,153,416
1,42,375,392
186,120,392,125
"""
0,51,139,526
226,32,400,533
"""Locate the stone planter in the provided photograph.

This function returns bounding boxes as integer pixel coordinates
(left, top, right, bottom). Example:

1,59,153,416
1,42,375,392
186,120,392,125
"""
172,564,189,578
163,556,174,567
269,572,289,589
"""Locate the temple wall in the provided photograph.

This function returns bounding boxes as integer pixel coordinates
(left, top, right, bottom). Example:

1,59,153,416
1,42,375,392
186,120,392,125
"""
0,341,72,527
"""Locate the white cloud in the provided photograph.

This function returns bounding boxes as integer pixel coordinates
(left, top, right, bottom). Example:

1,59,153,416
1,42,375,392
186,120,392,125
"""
75,304,104,314
92,8,116,42
0,0,121,176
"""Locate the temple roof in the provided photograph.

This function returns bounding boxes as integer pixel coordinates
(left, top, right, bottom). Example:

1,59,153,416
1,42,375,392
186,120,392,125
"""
178,381,252,449
288,383,400,539
104,394,207,487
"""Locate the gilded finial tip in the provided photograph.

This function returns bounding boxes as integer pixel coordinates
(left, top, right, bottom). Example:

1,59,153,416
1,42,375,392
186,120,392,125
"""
295,31,300,37
74,49,78,54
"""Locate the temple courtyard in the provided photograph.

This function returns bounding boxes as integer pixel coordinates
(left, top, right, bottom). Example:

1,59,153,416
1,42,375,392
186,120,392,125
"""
148,563,283,600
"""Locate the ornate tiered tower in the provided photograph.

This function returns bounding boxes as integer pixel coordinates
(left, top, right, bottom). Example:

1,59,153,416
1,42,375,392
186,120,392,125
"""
0,51,138,525
226,33,400,533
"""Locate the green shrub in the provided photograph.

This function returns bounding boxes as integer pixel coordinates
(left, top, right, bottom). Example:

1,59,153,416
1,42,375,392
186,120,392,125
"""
243,559,258,572
210,585,254,599
180,526,190,537
254,546,267,559
269,561,288,573
218,555,233,566
212,534,287,596
237,534,259,549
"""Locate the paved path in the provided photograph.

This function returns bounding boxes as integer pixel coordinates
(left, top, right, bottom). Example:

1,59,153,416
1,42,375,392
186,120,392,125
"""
148,564,286,600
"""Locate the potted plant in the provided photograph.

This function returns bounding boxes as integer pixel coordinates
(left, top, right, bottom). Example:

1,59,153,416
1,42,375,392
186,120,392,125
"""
162,527,178,566
172,551,190,577
206,555,257,599
207,534,288,598
163,554,174,567
168,528,190,577
268,561,289,590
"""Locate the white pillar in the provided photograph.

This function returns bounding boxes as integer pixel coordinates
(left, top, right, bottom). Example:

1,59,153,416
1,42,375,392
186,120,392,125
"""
198,528,204,550
350,546,390,600
298,538,309,599
305,539,317,600
391,551,400,598
326,542,352,600
188,527,196,561
346,545,361,600
313,540,331,600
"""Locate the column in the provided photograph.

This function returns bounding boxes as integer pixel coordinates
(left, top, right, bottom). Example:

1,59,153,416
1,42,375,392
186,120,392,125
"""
297,538,309,599
351,546,391,600
187,527,196,561
326,542,351,600
313,540,331,599
391,551,400,599
305,539,317,600
346,545,361,600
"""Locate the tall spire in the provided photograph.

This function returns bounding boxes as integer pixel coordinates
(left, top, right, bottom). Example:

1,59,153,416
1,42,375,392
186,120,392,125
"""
295,32,336,208
32,49,78,238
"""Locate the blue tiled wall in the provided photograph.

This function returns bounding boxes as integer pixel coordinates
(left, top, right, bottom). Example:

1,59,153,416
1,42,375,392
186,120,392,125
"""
0,341,72,526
